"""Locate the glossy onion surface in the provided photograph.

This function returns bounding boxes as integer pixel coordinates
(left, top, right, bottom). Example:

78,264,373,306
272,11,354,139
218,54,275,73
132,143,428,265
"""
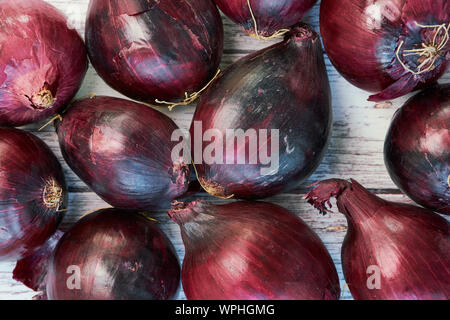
0,128,67,258
169,201,340,300
85,0,223,103
0,0,88,126
47,209,180,300
214,0,317,37
320,0,449,101
191,24,332,199
306,179,450,300
385,84,449,215
56,96,190,211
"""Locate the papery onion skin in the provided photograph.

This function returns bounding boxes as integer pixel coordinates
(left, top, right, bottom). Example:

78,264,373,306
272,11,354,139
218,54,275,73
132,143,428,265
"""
385,84,449,215
46,209,180,300
56,96,190,211
169,201,340,300
214,0,317,37
306,179,450,300
320,0,449,102
0,0,88,126
13,230,64,298
191,24,332,199
0,128,67,258
85,0,223,104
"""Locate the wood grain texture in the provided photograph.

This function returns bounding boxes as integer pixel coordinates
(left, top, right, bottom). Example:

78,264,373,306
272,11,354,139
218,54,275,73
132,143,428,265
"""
0,0,448,300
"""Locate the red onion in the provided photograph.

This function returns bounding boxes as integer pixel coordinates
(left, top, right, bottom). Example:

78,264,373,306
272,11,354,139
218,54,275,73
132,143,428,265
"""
46,209,180,300
85,0,223,106
320,0,449,102
0,128,67,258
190,24,332,199
306,179,450,300
385,84,449,215
0,0,88,126
56,96,190,211
169,200,340,300
13,230,64,299
214,0,317,39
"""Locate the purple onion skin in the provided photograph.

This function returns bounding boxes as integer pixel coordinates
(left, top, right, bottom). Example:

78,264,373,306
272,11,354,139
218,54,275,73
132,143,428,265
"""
0,0,88,127
320,0,449,102
0,128,67,258
169,201,340,300
46,209,180,300
306,179,450,300
385,84,449,215
56,96,190,211
85,0,223,103
214,0,317,37
191,24,332,199
13,230,64,298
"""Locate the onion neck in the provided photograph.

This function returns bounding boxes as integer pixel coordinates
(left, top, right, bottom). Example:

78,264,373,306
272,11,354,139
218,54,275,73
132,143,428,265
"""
305,179,384,224
284,24,324,69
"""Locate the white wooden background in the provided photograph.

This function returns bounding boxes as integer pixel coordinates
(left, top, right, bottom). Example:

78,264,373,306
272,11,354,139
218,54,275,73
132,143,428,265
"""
0,0,449,300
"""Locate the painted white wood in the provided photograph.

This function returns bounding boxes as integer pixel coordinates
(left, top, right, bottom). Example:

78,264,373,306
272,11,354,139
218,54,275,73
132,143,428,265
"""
0,0,448,301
